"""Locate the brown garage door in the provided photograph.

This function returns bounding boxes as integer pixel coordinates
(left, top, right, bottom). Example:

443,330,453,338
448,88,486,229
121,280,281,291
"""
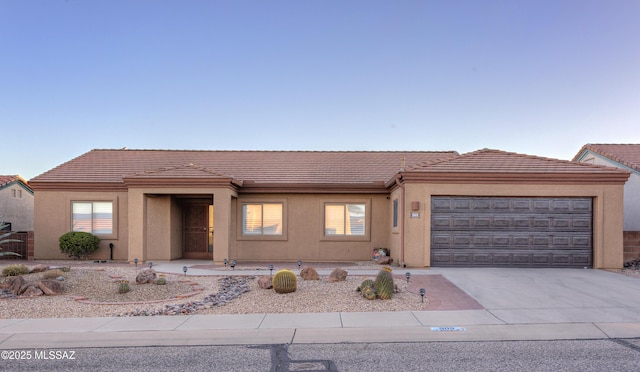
431,197,592,268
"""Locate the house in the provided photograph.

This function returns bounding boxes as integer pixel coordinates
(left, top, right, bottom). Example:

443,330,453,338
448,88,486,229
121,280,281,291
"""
0,175,34,231
573,144,640,261
29,148,630,269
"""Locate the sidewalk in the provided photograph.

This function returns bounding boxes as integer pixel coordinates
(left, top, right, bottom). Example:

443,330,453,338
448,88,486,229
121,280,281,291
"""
1,263,639,348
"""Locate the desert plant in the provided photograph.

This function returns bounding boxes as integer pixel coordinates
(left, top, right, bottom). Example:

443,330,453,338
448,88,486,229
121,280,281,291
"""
59,231,100,259
361,285,377,300
2,264,30,276
272,269,297,294
357,279,377,300
118,279,130,294
0,221,22,257
156,277,167,285
374,267,394,300
357,278,374,292
42,269,65,279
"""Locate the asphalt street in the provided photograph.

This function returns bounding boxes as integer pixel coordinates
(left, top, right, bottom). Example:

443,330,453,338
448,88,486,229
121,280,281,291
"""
2,340,639,371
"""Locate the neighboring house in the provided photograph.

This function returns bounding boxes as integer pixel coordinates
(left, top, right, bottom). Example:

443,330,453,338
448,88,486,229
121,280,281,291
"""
0,175,34,231
29,148,629,269
573,144,640,261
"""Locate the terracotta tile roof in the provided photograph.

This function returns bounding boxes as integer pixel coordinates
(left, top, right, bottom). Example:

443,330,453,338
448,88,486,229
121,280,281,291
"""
30,149,458,187
396,149,630,184
0,175,31,191
573,144,640,172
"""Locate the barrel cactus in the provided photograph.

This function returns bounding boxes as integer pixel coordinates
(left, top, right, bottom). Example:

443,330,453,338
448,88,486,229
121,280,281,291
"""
374,268,394,300
361,285,377,300
272,269,297,294
358,279,377,300
118,280,130,294
358,279,374,291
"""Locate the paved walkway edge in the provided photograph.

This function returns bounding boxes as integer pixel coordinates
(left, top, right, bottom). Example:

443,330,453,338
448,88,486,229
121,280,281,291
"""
1,322,639,349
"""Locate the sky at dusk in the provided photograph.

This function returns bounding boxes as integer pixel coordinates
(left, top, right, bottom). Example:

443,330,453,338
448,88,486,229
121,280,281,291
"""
2,0,639,180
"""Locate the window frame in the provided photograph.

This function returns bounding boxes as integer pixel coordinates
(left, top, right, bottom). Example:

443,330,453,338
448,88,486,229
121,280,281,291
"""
67,198,118,239
392,198,399,228
321,199,371,242
237,199,288,241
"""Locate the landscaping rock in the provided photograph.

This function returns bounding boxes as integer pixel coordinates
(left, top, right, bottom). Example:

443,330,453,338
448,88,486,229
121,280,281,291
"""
38,279,64,295
258,275,273,289
136,268,157,284
117,276,253,317
7,276,26,295
21,286,44,297
328,268,348,282
300,267,319,280
30,264,50,273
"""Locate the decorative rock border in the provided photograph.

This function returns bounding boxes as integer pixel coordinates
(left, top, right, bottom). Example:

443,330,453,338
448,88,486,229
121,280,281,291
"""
116,276,253,317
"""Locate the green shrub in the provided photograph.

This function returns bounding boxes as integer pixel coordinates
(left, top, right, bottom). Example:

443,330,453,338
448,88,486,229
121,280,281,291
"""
156,277,167,285
2,264,29,276
42,269,65,279
59,232,100,259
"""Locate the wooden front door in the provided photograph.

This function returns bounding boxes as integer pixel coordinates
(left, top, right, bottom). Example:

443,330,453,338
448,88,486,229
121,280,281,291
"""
183,204,213,259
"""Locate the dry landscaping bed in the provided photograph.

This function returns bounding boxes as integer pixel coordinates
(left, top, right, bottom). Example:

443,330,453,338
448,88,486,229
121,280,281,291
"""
0,262,428,318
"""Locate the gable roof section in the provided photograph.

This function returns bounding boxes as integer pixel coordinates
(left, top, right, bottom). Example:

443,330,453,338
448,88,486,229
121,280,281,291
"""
0,175,33,194
123,163,244,188
30,149,458,192
573,144,640,174
392,149,630,185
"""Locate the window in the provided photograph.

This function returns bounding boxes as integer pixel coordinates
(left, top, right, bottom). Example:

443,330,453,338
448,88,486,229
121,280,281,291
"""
242,203,283,236
325,203,366,236
393,199,398,228
72,202,113,235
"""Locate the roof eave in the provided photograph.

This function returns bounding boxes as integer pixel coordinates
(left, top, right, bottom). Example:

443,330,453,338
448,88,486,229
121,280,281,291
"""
399,171,631,184
239,181,389,194
29,181,129,192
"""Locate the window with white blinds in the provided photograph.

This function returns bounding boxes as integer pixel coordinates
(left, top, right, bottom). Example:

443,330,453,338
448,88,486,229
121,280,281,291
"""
242,203,283,236
324,203,366,236
72,202,113,235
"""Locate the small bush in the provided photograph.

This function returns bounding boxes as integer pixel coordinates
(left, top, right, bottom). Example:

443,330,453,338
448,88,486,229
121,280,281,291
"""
42,269,65,279
59,232,100,259
2,264,30,277
156,277,167,285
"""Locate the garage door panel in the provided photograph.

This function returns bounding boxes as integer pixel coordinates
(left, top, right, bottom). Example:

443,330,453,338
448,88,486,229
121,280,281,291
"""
431,197,593,268
431,214,592,231
432,232,591,249
432,250,592,267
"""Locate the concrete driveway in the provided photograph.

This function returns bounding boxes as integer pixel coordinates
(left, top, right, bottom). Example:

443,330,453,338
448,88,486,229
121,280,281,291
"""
433,268,640,325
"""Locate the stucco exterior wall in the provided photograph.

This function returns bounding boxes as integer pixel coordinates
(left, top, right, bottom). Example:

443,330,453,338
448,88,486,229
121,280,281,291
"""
33,190,128,260
0,184,34,231
146,196,172,260
580,154,640,231
230,194,390,262
400,182,625,269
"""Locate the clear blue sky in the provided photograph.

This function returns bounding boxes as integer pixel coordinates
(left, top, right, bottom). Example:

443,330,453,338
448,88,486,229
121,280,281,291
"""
2,0,639,180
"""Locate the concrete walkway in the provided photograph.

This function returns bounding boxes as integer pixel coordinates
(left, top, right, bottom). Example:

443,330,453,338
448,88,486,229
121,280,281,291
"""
1,263,639,348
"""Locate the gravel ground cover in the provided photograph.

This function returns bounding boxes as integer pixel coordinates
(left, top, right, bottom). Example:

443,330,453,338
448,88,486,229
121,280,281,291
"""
0,261,638,319
0,262,428,318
